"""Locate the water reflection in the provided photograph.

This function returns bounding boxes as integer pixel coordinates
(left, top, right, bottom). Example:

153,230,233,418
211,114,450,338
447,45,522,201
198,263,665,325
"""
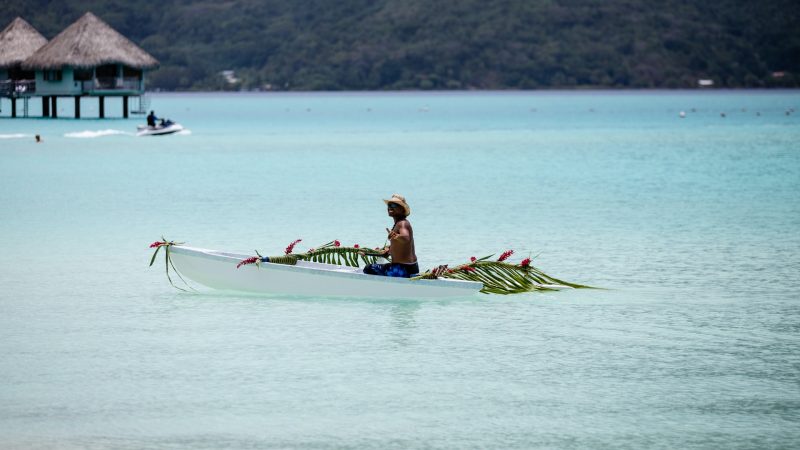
387,301,422,346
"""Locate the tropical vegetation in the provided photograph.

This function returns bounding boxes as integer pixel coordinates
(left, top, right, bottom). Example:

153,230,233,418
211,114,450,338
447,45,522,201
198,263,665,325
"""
4,0,798,90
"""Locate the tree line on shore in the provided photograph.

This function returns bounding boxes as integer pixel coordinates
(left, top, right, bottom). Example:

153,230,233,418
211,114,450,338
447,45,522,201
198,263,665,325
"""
3,0,798,90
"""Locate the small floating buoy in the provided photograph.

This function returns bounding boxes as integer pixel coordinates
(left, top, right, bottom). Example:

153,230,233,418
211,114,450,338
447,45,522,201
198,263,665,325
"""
679,111,686,118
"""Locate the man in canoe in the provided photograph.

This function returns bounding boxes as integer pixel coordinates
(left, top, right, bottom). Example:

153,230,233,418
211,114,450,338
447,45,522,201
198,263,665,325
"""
363,194,420,277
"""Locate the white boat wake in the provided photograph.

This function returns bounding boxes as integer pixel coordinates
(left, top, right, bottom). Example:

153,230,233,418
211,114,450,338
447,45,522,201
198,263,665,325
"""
64,129,134,138
0,133,29,139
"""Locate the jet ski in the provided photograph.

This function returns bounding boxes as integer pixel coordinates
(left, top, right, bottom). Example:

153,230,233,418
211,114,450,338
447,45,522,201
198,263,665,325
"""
137,119,184,136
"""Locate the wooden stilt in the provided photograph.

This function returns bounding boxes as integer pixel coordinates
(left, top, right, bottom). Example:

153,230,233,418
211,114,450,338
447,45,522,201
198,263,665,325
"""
99,96,105,118
123,95,129,118
51,96,57,118
74,95,81,119
11,98,16,118
42,96,49,117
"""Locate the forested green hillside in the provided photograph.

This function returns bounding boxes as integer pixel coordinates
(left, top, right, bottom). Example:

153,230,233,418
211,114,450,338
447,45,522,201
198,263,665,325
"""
3,0,798,90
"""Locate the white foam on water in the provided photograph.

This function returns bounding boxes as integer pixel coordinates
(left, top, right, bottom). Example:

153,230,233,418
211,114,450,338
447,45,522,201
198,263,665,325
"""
64,129,134,138
0,133,29,139
176,129,192,135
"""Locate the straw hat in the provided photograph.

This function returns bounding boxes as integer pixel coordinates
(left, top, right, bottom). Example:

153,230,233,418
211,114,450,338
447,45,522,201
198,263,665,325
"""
383,194,411,216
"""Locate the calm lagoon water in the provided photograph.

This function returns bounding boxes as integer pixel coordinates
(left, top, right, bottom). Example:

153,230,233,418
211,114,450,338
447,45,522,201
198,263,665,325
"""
1,91,799,448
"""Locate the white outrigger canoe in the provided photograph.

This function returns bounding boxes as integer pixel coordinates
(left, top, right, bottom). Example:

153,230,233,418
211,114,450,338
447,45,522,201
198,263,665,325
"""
168,245,483,299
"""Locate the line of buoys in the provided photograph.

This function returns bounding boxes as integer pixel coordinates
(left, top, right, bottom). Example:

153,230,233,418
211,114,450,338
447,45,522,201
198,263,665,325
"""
676,108,791,118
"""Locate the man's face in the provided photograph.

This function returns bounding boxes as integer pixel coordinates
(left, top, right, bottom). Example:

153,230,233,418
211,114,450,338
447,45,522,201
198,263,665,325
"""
387,202,402,217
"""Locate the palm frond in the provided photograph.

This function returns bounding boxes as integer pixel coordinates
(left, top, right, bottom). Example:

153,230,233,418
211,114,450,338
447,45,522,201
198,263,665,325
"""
263,241,387,268
412,260,593,295
248,239,593,295
147,238,194,291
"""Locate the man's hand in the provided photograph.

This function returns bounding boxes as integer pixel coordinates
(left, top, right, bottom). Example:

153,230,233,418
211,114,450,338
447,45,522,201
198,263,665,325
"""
386,227,400,241
431,265,449,277
363,245,389,257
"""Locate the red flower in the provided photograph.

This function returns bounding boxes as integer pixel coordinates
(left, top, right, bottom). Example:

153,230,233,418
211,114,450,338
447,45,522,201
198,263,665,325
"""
149,241,164,248
285,239,302,255
498,250,514,262
353,244,360,249
334,240,341,247
520,258,531,268
470,256,477,262
462,266,476,272
236,256,259,269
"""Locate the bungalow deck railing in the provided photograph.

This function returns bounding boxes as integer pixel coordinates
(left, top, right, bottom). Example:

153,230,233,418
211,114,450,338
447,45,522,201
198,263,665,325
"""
0,79,36,98
80,77,143,92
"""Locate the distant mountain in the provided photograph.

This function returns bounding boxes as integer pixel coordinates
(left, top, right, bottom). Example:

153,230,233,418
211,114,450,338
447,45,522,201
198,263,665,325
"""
3,0,798,90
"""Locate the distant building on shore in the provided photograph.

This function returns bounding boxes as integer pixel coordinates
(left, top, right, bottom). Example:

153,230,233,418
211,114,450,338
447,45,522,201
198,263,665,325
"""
1,12,158,118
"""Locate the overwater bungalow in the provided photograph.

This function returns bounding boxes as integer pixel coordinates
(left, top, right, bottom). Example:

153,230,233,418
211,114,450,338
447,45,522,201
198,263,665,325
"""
1,12,158,118
0,18,48,117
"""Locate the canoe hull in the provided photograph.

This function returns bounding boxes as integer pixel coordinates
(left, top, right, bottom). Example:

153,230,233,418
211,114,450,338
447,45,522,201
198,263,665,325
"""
167,245,482,299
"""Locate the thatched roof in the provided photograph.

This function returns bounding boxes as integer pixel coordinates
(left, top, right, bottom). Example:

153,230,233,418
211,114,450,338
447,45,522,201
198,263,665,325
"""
23,12,158,70
0,17,48,69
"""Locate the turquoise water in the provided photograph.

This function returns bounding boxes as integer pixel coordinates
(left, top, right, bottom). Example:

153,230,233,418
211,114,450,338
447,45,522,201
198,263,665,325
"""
1,91,799,448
